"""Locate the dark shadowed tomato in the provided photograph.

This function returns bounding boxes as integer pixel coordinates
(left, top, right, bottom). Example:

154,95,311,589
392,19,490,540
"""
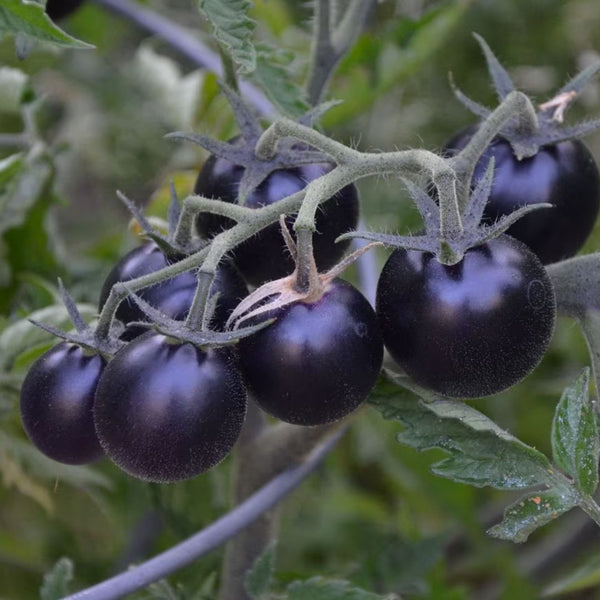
237,279,383,425
195,153,360,286
98,242,247,336
376,235,556,398
94,332,247,482
444,127,600,264
46,0,85,20
20,342,105,464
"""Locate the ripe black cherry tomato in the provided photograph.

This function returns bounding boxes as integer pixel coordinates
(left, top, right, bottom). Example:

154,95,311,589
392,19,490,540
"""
237,279,383,425
444,127,600,264
20,342,105,464
46,0,85,20
195,154,359,286
98,242,247,336
94,332,247,482
376,235,556,398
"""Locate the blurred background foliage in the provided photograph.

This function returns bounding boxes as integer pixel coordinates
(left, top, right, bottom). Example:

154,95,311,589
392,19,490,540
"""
2,0,600,598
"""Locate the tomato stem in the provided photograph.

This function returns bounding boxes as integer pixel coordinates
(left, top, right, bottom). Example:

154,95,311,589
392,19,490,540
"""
449,90,539,210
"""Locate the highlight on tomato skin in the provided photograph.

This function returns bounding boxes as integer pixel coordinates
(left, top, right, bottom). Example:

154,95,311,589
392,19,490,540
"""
444,126,600,265
194,151,360,286
236,278,383,426
376,235,557,399
93,331,247,483
20,342,106,465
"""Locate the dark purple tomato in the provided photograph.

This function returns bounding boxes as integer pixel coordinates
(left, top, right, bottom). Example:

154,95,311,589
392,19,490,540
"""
237,279,383,425
20,342,105,464
98,242,247,336
94,332,247,482
444,127,600,264
376,235,556,398
195,153,360,286
46,0,85,20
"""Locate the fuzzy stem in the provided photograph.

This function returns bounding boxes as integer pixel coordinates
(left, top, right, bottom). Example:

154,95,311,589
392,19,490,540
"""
293,229,319,293
449,90,539,210
185,270,215,331
256,117,357,164
306,0,334,107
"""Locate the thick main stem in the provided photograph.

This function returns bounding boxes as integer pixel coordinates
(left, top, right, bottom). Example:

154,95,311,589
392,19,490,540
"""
218,419,346,600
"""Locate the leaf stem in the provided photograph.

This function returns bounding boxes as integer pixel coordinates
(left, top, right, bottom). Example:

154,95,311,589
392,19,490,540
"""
305,0,376,106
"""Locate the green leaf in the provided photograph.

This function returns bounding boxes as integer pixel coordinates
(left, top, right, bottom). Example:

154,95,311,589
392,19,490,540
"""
551,369,599,495
369,372,553,490
40,557,74,600
250,44,308,118
245,542,276,599
0,0,93,53
286,577,397,600
198,0,256,74
0,303,97,372
487,489,577,543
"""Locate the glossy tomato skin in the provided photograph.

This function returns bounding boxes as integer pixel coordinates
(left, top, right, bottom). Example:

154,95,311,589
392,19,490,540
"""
94,332,247,483
444,127,600,264
376,235,556,398
46,0,85,20
98,242,247,335
195,154,360,286
237,279,383,425
20,342,105,464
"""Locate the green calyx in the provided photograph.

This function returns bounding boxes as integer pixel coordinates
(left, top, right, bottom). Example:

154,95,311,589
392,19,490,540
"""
452,33,600,157
167,85,337,205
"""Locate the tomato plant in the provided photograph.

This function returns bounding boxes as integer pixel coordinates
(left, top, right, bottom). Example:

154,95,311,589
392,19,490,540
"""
20,342,105,464
4,2,600,600
93,331,247,483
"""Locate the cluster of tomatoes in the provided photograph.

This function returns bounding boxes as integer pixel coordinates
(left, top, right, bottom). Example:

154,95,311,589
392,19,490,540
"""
18,91,600,484
19,152,382,483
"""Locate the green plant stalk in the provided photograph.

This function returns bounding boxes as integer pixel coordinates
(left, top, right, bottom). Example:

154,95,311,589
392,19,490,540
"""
218,417,349,600
305,0,376,106
448,90,539,210
98,90,541,339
